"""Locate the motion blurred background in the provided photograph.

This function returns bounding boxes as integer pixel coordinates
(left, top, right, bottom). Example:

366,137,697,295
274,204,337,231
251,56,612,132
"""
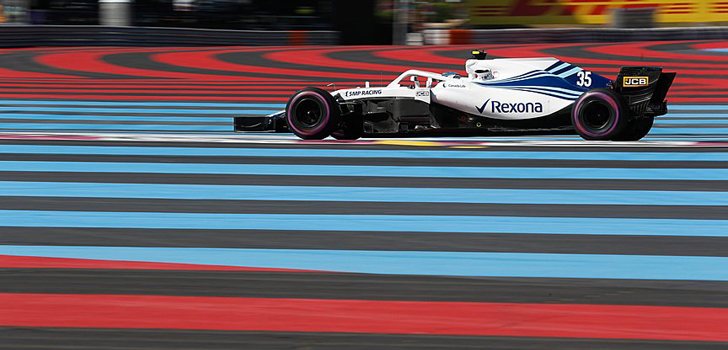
4,0,728,45
1,2,727,350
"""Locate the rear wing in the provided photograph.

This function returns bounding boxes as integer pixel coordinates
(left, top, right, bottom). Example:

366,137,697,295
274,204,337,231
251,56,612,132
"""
614,67,676,117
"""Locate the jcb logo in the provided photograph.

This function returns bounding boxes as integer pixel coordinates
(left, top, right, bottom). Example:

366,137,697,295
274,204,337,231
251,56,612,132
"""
623,76,649,87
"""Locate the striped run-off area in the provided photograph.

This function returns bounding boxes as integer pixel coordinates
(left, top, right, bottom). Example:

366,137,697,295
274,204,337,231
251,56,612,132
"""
1,41,727,349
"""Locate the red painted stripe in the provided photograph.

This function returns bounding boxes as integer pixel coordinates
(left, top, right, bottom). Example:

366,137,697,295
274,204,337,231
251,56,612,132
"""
669,97,728,103
0,84,320,90
0,82,728,92
3,75,718,88
0,81,355,87
0,67,78,79
0,93,289,102
0,43,723,104
0,255,313,272
481,43,586,61
34,49,270,81
547,41,728,69
375,45,477,66
264,47,437,73
0,88,296,95
152,49,393,80
2,293,727,341
692,42,728,50
17,75,728,87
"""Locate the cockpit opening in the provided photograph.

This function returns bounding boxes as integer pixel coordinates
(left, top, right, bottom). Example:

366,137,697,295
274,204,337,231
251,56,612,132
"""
475,69,494,80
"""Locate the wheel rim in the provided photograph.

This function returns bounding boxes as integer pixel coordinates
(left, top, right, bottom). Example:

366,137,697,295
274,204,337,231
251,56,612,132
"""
293,97,325,128
581,100,614,132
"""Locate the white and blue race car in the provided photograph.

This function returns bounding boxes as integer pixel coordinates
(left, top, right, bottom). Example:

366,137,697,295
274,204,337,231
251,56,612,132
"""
234,50,675,141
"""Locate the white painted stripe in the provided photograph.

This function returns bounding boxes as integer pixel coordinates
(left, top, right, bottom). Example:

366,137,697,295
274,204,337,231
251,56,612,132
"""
547,62,571,73
557,67,582,78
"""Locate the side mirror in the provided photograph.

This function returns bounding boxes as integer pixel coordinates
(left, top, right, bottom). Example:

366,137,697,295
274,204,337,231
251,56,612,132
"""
410,76,420,88
426,77,433,88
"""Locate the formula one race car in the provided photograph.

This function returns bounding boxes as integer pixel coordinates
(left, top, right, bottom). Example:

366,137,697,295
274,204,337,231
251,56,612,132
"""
234,50,675,141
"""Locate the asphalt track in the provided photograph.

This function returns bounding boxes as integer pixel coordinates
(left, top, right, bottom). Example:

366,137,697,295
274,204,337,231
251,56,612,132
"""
0,42,727,349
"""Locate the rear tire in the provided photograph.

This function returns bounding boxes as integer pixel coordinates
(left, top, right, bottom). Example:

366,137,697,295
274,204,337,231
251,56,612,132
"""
572,88,628,141
612,116,654,141
286,87,339,140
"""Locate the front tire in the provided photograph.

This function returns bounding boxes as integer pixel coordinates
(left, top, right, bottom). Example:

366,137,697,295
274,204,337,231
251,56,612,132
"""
572,88,628,141
286,87,339,140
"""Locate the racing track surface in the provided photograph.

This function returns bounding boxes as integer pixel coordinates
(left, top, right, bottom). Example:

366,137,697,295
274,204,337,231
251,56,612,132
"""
1,41,727,349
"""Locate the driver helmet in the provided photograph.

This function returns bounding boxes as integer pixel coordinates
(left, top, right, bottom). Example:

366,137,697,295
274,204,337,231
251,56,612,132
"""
475,69,494,80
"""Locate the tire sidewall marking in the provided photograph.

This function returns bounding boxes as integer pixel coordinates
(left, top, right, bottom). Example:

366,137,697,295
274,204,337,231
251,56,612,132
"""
573,91,621,138
287,91,331,136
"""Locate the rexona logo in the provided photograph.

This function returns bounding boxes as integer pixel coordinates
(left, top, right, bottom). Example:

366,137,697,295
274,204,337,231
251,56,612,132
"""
476,99,543,114
623,76,649,87
345,89,382,97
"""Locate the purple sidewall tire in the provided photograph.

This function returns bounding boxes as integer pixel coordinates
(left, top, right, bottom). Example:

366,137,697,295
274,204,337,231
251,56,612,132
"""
572,90,622,139
286,91,331,137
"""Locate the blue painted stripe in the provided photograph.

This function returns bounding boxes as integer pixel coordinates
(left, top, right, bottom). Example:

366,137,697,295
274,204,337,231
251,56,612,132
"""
656,119,728,125
1,161,726,180
2,181,725,206
0,100,286,108
2,145,727,161
2,245,728,280
647,128,728,134
663,114,728,119
0,114,269,122
706,48,728,53
669,105,728,111
646,138,728,141
0,107,272,114
0,123,229,131
1,210,726,237
1,124,723,134
0,115,231,122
